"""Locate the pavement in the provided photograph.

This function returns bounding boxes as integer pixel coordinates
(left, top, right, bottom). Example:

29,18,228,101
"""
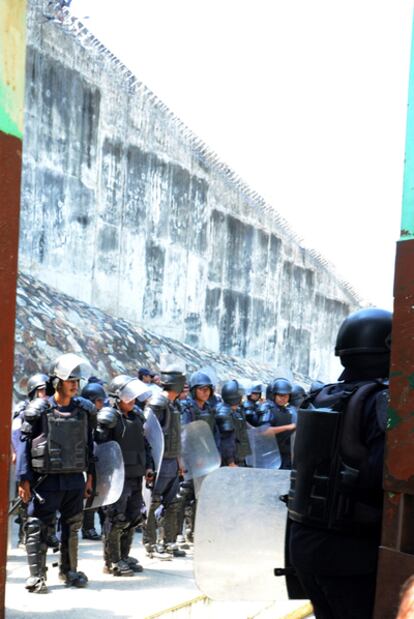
6,522,312,619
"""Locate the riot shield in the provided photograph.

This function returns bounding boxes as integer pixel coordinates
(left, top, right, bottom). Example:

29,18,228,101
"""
245,424,281,469
181,420,221,484
143,410,165,511
194,467,291,600
85,441,124,510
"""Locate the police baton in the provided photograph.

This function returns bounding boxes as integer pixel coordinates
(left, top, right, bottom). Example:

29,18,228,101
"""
8,476,47,516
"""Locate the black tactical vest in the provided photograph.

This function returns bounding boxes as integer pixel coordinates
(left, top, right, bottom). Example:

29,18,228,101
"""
113,407,146,478
231,407,252,461
31,403,88,474
163,400,181,458
272,404,295,456
184,398,216,432
259,400,277,424
288,380,387,533
243,400,261,427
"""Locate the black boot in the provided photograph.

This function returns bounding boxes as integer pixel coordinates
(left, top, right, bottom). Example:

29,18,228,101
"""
105,519,134,576
82,508,101,540
120,527,143,572
59,512,88,588
25,518,48,593
46,519,59,549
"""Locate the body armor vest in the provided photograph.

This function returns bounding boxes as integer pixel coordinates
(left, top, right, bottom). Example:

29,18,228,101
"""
182,398,216,432
259,400,277,424
272,404,295,455
231,407,251,461
163,401,181,458
146,394,182,458
288,380,387,533
243,400,261,427
31,402,88,474
113,407,146,478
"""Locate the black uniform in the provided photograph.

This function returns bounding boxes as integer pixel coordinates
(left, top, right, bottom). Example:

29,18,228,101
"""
242,398,262,427
216,402,251,466
288,376,388,618
143,392,182,554
287,307,392,619
95,404,152,575
260,400,296,469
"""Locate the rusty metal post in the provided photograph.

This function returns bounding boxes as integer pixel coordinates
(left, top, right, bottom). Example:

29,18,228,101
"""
374,9,414,619
0,1,27,616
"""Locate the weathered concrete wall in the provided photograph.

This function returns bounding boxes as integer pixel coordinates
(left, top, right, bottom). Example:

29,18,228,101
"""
18,2,359,381
13,273,307,400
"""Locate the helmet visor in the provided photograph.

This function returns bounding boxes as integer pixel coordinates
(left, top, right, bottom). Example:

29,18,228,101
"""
120,378,152,403
54,353,92,381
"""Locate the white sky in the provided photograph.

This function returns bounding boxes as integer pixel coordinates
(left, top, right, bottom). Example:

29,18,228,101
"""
71,0,413,310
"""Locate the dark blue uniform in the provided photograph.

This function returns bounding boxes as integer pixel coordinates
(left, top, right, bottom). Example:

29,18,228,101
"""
16,395,95,590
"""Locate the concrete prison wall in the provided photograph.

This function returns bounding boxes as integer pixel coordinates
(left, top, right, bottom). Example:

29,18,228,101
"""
18,1,361,381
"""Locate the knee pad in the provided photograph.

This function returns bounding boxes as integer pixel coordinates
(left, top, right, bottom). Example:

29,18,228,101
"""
64,512,83,532
25,517,44,540
110,513,130,530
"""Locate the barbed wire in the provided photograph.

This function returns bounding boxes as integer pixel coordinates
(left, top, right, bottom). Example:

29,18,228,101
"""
39,0,364,306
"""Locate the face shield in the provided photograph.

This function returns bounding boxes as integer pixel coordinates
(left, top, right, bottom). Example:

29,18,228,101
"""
119,378,152,403
52,353,93,381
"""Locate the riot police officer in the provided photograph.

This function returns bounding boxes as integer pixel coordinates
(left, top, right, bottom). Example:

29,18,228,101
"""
143,357,187,558
80,381,107,541
290,383,306,411
216,379,251,466
15,353,96,593
288,308,392,619
180,371,217,432
242,382,263,427
12,373,56,549
177,371,218,543
260,378,296,469
95,375,153,576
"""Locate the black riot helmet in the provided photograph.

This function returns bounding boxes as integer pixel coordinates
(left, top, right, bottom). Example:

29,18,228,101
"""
335,308,392,379
221,380,244,406
290,384,306,408
271,378,293,397
189,371,213,398
246,382,262,397
27,373,49,400
81,382,106,403
335,308,392,357
159,354,186,393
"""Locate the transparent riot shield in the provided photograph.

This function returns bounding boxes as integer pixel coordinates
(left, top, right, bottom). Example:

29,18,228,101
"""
85,441,124,510
194,467,291,600
143,410,165,511
181,420,221,486
245,423,281,469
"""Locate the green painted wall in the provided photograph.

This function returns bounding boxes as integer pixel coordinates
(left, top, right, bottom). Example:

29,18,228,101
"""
0,0,26,139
